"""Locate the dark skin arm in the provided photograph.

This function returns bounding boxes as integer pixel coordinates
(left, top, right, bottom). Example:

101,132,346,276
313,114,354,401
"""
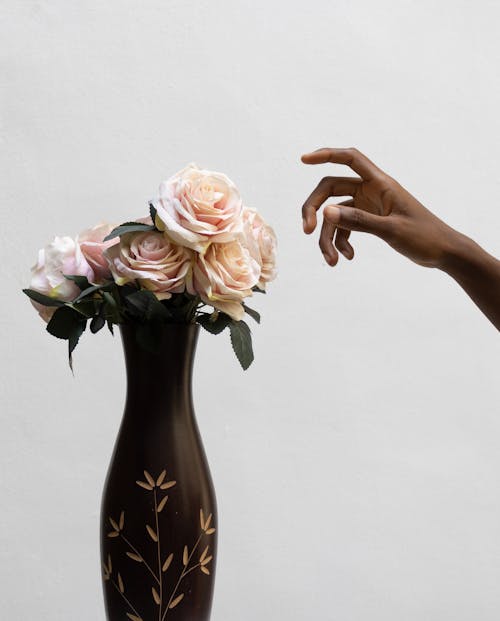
301,147,500,330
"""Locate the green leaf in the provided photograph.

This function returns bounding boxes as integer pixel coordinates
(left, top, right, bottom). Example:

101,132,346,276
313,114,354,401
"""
229,319,254,370
70,299,96,318
74,283,111,303
68,321,86,372
90,314,106,334
124,290,170,322
63,274,91,290
103,222,155,242
252,285,266,294
149,202,158,226
242,303,261,324
198,312,231,335
107,320,114,335
23,289,64,307
46,306,86,340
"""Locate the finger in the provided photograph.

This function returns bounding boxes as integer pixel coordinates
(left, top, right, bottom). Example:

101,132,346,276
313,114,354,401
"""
333,200,354,259
301,147,384,181
319,213,339,266
324,204,391,238
302,176,361,234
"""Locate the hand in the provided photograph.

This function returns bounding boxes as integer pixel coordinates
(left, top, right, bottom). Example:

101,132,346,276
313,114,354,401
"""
301,147,460,269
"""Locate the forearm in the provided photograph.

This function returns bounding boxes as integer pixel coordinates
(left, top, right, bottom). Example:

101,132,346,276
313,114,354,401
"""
440,232,500,330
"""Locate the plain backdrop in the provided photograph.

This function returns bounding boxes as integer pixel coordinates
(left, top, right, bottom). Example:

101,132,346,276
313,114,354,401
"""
1,1,499,620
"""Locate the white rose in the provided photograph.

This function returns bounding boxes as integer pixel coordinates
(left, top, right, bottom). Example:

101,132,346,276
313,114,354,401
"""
242,207,277,289
153,163,243,252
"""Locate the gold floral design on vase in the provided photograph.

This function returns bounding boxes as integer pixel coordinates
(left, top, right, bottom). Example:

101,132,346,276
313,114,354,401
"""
103,469,216,621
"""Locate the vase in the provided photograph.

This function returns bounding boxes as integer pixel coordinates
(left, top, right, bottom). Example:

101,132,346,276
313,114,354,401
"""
100,323,217,621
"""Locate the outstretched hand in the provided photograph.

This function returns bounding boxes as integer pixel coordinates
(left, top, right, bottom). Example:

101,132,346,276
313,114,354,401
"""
301,147,459,269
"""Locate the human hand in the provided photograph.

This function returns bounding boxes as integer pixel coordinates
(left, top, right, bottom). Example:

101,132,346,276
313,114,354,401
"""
301,147,461,269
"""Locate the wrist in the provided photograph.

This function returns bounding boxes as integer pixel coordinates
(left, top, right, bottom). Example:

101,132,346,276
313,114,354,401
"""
439,229,494,280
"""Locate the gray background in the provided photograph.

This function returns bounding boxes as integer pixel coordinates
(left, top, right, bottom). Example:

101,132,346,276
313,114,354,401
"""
1,1,499,619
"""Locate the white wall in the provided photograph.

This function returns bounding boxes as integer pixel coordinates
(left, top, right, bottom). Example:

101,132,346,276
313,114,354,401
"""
1,1,499,619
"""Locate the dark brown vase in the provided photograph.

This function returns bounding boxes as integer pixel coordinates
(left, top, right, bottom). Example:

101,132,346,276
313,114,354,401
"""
100,323,217,621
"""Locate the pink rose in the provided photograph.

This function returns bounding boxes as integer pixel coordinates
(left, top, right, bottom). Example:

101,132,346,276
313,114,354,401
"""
78,222,118,282
242,207,278,289
153,164,243,252
193,239,261,321
29,236,95,322
104,231,194,300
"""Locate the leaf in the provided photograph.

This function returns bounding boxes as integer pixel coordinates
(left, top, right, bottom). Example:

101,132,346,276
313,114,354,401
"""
201,566,210,575
125,290,171,322
144,470,155,487
198,312,231,335
90,314,106,334
252,285,266,293
200,509,205,530
63,274,91,290
203,513,213,531
149,202,158,225
162,552,173,572
242,303,261,324
107,554,112,573
146,525,158,542
199,546,209,563
46,306,85,340
169,593,184,609
206,528,216,535
23,289,64,307
136,480,153,491
71,299,96,318
135,322,162,354
107,531,119,538
157,495,168,513
109,517,120,531
160,480,176,490
182,545,188,566
126,614,143,621
74,283,110,303
229,319,254,370
152,586,161,605
107,320,114,335
118,573,124,593
119,511,125,530
104,222,155,242
156,470,166,486
201,555,213,566
126,552,142,562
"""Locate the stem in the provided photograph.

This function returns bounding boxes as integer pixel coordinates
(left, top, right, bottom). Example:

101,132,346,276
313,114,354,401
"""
111,578,142,619
162,532,203,621
120,533,160,585
154,488,162,620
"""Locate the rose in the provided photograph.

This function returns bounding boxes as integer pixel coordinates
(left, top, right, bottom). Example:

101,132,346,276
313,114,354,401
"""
153,163,243,252
78,222,118,282
28,236,95,322
193,239,261,320
104,231,193,299
242,207,278,289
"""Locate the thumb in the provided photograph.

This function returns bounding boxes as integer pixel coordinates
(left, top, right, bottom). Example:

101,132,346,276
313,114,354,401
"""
324,205,390,238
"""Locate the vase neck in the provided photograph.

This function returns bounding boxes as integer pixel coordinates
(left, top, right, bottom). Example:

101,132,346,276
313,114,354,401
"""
120,323,199,416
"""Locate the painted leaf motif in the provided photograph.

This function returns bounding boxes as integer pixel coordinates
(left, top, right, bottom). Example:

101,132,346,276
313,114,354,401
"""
126,552,142,563
157,495,168,513
160,480,176,490
183,545,189,566
118,573,124,593
206,528,216,535
162,552,174,572
156,470,166,486
144,471,155,487
204,513,213,531
146,525,158,542
119,511,125,530
126,614,143,621
109,517,120,531
201,555,213,566
199,546,209,563
200,509,205,530
169,593,184,609
107,531,119,538
152,586,161,605
201,566,210,575
107,554,112,573
136,480,153,491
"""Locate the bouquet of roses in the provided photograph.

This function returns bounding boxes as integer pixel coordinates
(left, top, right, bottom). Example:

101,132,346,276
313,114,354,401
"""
23,164,277,370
